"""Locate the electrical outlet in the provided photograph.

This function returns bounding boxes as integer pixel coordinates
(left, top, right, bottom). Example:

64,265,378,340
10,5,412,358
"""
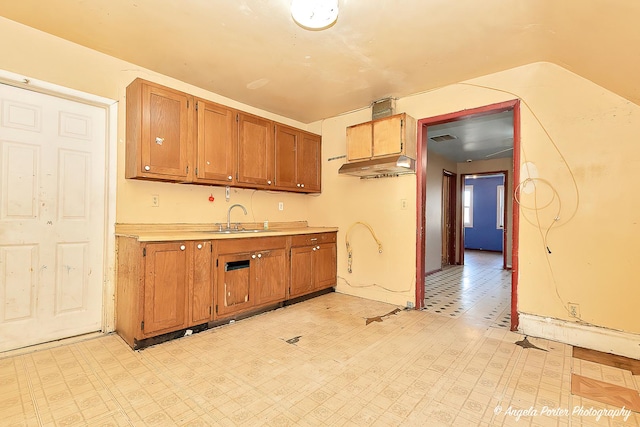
401,199,408,210
568,303,580,318
278,202,284,211
151,194,159,207
406,301,414,309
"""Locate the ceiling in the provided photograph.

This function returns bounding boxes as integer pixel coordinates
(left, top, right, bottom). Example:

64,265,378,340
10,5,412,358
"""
0,0,638,124
427,111,514,163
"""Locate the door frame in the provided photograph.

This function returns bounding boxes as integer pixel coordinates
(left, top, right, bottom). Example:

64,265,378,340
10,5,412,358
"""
442,169,457,267
0,69,118,334
415,99,521,331
459,171,508,269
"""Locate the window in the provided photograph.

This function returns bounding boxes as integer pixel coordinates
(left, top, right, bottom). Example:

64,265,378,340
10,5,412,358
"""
497,185,505,229
463,185,473,227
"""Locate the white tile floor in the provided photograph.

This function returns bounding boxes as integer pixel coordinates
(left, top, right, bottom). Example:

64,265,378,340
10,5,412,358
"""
1,252,638,426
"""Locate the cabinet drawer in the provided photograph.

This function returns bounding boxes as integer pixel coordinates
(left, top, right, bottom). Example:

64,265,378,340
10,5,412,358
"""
291,232,336,247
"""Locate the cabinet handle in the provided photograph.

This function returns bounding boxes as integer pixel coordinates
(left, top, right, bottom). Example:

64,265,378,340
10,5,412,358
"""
155,137,164,145
317,245,321,250
257,253,262,258
252,254,256,259
301,184,305,188
144,165,151,171
312,247,317,251
197,243,203,249
296,184,301,187
180,245,186,251
267,180,272,185
228,175,233,180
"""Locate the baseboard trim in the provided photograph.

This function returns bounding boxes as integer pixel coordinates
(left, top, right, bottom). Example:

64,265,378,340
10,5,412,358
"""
518,313,640,359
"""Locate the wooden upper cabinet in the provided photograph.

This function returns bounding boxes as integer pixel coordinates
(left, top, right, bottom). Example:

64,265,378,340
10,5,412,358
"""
346,113,417,161
237,113,274,187
126,79,192,181
274,125,298,190
125,79,322,193
346,121,373,161
297,132,321,192
193,99,236,185
274,124,321,193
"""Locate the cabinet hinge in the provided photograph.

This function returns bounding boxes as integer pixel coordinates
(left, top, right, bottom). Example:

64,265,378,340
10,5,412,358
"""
216,259,218,267
210,245,213,253
187,100,189,109
195,167,198,176
141,321,144,330
143,248,146,257
215,305,218,314
195,102,198,111
236,113,239,122
186,165,189,174
209,306,212,315
236,172,238,180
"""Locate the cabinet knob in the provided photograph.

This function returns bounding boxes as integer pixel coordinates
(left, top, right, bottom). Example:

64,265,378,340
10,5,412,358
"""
317,245,320,250
301,184,305,188
312,247,317,251
228,175,233,180
252,254,256,259
197,243,203,249
257,253,262,258
267,180,272,185
296,184,301,187
155,137,164,145
144,165,151,171
180,245,186,251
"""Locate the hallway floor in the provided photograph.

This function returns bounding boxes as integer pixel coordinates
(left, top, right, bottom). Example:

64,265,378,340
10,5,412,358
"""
1,279,638,425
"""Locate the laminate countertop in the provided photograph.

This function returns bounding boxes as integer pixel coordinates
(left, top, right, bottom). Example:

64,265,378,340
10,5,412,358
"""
115,222,338,242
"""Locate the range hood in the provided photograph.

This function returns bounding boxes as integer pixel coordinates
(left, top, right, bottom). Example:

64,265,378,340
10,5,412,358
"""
338,155,416,178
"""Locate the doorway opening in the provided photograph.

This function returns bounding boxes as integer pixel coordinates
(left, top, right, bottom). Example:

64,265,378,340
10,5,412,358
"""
415,100,520,330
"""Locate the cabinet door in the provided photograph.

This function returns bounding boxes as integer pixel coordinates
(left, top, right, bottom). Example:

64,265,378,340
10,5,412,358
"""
143,242,188,336
216,253,253,317
372,115,403,157
194,100,236,185
297,132,321,192
191,241,213,325
274,125,298,190
237,113,274,187
346,121,372,161
290,246,315,298
138,83,190,179
314,243,337,291
254,249,287,306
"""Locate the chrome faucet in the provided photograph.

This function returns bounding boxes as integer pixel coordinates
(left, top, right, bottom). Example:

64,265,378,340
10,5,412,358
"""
227,204,247,230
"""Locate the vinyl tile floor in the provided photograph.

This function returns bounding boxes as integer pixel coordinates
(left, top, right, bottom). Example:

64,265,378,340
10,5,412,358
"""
1,258,638,426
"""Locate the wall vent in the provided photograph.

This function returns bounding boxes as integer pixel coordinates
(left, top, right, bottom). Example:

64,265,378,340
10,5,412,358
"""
430,134,457,142
372,98,395,120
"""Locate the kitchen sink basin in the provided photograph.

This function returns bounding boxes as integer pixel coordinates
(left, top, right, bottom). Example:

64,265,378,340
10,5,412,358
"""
205,229,268,234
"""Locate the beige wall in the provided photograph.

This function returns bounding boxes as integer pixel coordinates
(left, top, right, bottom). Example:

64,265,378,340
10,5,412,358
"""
0,17,315,227
311,62,640,334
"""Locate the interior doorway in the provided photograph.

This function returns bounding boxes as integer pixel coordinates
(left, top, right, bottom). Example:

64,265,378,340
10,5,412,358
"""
460,171,509,270
416,99,520,330
441,170,456,267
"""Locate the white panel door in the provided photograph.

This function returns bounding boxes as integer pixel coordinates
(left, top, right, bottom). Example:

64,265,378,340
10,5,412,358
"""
0,83,106,352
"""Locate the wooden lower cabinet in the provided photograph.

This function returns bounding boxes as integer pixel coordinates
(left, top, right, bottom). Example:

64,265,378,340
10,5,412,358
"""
116,237,213,349
290,233,337,298
116,232,336,348
215,236,287,319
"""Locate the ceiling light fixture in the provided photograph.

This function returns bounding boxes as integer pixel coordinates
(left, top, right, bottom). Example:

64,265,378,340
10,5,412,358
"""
291,0,339,30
